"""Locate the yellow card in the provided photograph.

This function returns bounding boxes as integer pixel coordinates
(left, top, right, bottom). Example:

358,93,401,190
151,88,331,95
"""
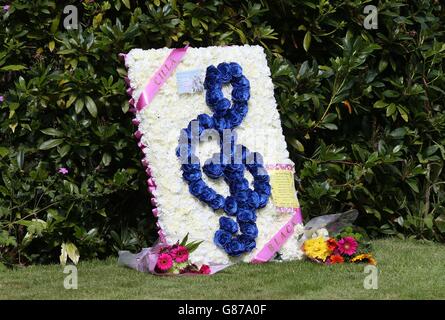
269,169,300,209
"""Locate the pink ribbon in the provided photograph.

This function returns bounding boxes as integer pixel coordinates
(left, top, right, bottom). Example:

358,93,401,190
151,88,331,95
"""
251,207,303,263
136,46,189,111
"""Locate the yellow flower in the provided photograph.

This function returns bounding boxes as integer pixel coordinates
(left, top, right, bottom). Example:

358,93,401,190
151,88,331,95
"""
351,253,377,265
303,236,330,261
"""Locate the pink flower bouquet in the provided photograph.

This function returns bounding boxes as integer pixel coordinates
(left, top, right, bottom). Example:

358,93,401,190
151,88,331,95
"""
118,233,228,275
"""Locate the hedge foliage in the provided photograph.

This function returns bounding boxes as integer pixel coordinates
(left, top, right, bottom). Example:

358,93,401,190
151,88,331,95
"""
0,0,444,266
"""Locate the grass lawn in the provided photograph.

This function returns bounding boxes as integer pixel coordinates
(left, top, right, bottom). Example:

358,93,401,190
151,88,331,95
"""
0,238,444,300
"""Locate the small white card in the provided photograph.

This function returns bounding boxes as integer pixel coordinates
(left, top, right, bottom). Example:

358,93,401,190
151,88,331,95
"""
176,69,205,94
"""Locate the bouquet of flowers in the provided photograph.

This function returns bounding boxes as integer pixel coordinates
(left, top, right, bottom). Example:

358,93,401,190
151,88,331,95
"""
154,234,211,275
302,227,376,265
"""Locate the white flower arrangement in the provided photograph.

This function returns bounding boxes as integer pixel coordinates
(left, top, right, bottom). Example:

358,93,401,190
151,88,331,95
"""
123,45,304,265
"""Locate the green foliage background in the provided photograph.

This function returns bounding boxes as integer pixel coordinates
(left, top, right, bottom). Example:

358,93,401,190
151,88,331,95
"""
0,0,444,266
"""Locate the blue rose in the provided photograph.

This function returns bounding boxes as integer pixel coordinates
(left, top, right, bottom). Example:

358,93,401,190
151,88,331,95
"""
223,170,243,182
206,65,220,76
204,71,222,90
182,169,202,182
203,160,224,179
245,163,259,173
258,193,269,208
236,201,250,210
234,190,249,204
233,101,248,117
253,168,270,183
229,62,243,78
247,190,260,209
217,62,232,83
223,118,232,130
189,179,206,196
206,89,224,106
232,87,250,102
219,216,238,234
212,115,228,131
238,235,256,252
254,181,271,196
240,222,258,238
214,229,232,248
225,109,244,127
210,194,225,210
225,239,246,256
224,196,238,216
197,113,214,129
198,186,217,203
237,208,256,223
229,177,249,193
255,174,270,183
231,75,250,88
214,98,230,116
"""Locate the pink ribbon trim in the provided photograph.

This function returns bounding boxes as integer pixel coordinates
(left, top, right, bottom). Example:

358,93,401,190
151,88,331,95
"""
251,207,303,264
136,46,189,111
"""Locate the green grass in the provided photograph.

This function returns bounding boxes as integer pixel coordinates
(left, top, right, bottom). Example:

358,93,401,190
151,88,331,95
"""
1,238,444,300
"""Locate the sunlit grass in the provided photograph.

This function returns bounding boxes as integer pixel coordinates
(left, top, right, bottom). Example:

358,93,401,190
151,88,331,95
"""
1,238,444,299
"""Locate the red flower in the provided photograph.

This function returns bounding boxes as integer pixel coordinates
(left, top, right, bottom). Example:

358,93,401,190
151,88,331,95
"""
199,264,211,274
171,245,189,263
326,238,338,251
329,254,344,264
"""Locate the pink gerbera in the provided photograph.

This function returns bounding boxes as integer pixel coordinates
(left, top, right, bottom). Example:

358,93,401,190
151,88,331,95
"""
337,237,358,256
156,253,173,271
170,245,189,263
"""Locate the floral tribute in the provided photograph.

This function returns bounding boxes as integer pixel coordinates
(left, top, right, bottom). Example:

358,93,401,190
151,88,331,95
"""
176,62,271,257
154,234,211,275
302,227,376,265
121,46,304,267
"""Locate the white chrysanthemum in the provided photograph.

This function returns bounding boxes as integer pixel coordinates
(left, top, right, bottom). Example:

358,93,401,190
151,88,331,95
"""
279,223,305,261
125,45,303,265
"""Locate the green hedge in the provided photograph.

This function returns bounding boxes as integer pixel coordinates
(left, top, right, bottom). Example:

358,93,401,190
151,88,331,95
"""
1,0,444,266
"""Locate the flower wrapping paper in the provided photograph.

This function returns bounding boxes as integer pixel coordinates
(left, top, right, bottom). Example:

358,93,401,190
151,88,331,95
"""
123,45,304,266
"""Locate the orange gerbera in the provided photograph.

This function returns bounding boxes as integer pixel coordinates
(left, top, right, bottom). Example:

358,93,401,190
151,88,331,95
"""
351,253,377,265
329,254,344,264
326,238,338,251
